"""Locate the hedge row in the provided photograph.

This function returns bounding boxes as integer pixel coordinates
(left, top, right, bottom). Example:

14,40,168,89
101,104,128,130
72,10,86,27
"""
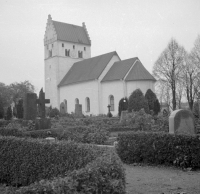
117,132,200,169
0,125,109,145
7,150,125,194
0,136,106,186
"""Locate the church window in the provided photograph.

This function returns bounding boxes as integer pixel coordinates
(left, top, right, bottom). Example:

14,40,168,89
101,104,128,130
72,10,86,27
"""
65,49,70,57
75,98,79,104
73,45,75,49
78,51,83,58
49,50,52,57
85,97,90,112
84,47,86,51
109,95,114,111
62,43,64,47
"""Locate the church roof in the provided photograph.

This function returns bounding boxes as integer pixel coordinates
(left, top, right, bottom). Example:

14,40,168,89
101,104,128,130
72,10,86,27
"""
101,57,138,82
58,51,118,87
52,20,91,45
102,58,156,82
125,60,156,81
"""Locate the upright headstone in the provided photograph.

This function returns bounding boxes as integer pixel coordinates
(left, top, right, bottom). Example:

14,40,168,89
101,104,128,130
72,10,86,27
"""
35,88,51,130
75,104,82,117
120,110,128,123
36,88,50,118
169,109,196,135
60,102,66,115
23,93,37,120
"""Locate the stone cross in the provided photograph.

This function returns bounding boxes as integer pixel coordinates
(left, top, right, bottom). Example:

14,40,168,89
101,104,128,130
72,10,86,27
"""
36,88,50,118
107,105,112,117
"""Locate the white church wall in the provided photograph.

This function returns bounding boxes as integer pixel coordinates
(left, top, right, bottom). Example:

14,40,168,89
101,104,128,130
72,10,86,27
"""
59,80,99,115
57,41,91,59
126,80,155,97
45,57,59,108
101,81,124,116
98,54,121,114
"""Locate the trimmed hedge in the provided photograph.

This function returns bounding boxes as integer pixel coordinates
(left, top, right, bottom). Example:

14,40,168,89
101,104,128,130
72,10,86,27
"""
0,136,125,193
10,151,125,194
0,136,104,186
117,132,200,169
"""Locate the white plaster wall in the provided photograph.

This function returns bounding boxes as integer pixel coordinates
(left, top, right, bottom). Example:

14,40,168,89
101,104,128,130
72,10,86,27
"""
45,57,59,108
59,80,99,115
101,81,124,116
57,41,91,58
98,54,121,114
126,80,155,97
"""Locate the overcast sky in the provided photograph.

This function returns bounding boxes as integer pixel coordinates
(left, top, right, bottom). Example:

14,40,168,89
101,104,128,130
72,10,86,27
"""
0,0,199,93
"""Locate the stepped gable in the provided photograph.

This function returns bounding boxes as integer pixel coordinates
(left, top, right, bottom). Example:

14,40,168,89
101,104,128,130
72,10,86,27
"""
101,57,138,82
58,51,118,87
52,20,91,45
125,60,156,81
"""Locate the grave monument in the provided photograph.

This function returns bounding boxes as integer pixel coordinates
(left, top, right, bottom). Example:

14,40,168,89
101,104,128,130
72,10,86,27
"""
169,109,196,136
23,88,51,130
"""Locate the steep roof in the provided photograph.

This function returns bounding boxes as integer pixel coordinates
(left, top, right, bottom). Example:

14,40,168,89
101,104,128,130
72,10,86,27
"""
101,57,138,82
125,60,156,81
58,51,118,87
52,20,91,45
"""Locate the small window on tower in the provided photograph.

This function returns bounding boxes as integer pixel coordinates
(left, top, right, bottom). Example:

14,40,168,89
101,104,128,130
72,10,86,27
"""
73,45,75,49
62,43,64,47
78,51,83,58
84,47,86,51
65,49,70,57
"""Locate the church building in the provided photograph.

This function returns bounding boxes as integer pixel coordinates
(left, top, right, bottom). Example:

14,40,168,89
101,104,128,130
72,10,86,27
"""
44,15,156,116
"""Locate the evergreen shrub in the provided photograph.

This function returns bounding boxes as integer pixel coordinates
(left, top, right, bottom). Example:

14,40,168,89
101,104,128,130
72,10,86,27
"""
49,107,60,118
117,132,200,169
0,97,4,119
6,106,12,120
128,89,149,113
145,89,157,111
118,97,128,117
16,99,23,119
0,136,125,193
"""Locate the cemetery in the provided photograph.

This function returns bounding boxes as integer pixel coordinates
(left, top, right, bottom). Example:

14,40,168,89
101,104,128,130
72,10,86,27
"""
0,88,200,193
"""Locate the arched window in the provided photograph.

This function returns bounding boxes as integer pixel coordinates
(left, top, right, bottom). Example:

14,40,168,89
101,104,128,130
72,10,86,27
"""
75,98,79,104
109,95,114,111
85,97,90,112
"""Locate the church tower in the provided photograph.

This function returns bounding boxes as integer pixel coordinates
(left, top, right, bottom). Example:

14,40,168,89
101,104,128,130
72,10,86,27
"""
44,15,91,108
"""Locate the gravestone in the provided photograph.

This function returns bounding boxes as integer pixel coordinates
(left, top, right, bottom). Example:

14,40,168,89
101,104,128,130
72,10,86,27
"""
75,104,82,117
60,102,66,115
35,88,51,130
169,109,196,135
23,93,37,120
120,110,128,123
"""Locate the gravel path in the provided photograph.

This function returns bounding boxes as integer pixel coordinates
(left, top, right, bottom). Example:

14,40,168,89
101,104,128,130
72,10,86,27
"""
125,164,200,194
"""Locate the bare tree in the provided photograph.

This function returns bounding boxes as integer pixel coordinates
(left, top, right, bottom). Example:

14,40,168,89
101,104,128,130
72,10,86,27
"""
153,39,185,110
181,36,200,110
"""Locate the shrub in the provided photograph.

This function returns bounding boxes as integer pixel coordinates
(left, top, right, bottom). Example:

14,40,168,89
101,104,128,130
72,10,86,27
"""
16,99,23,119
0,136,106,187
145,89,157,111
118,97,128,117
49,107,60,118
6,106,12,120
153,99,161,115
123,109,152,130
0,137,126,193
0,96,4,119
128,89,149,113
23,126,109,145
117,132,200,169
